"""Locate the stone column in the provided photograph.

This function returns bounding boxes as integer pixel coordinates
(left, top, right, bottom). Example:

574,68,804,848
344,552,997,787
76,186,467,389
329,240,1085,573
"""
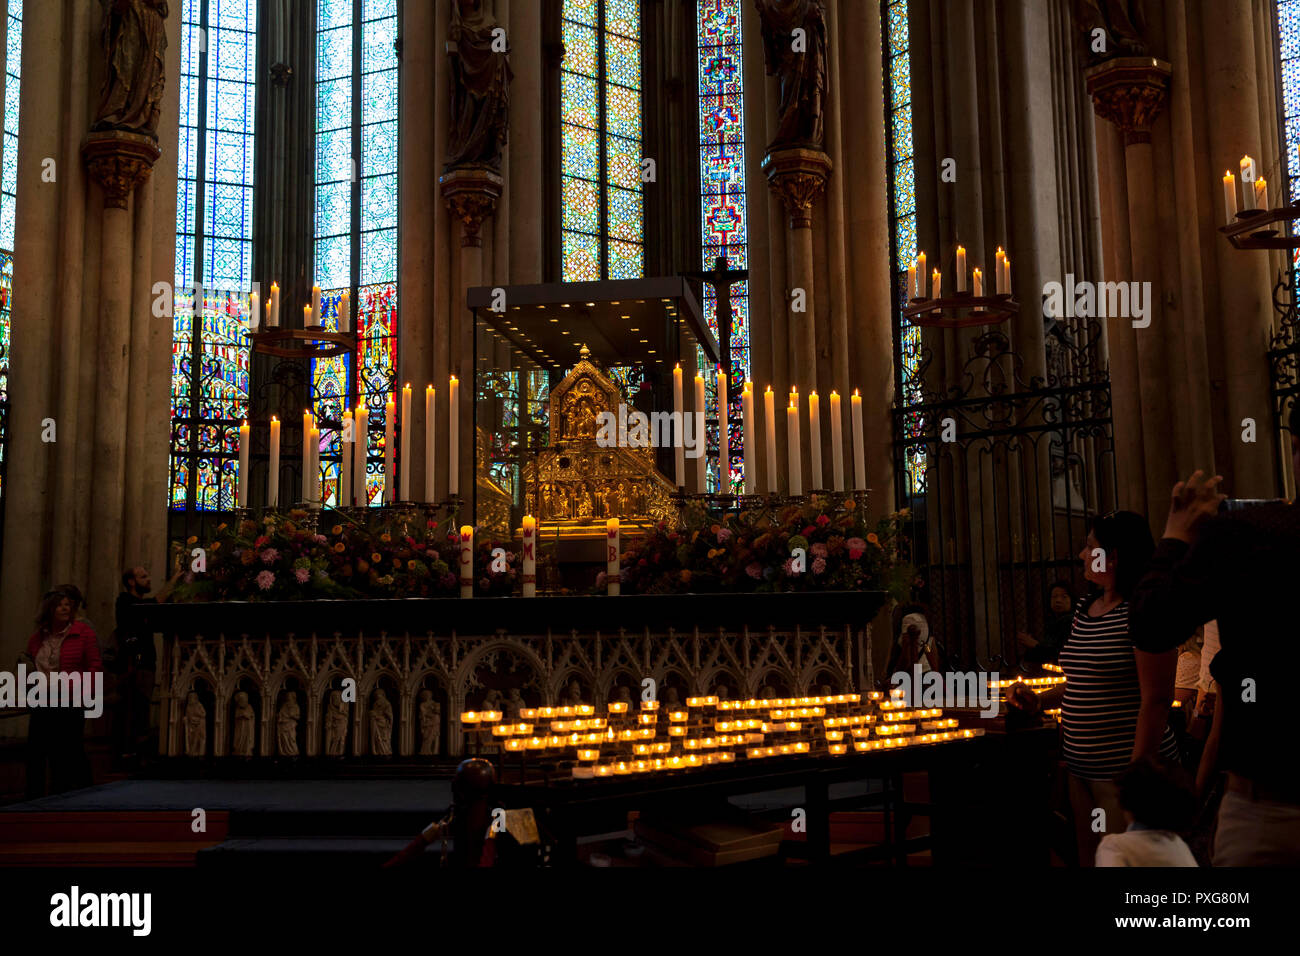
1085,57,1176,520
439,166,502,513
762,147,831,494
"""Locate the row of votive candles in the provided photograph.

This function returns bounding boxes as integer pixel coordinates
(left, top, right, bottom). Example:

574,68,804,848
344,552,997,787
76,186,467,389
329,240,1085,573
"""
908,246,1011,300
1222,154,1269,221
672,365,870,497
235,376,463,509
459,692,983,775
244,282,352,333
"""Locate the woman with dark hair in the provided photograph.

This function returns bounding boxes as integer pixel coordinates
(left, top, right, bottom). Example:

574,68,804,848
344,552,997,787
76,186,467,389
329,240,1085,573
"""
1009,511,1178,866
19,588,103,797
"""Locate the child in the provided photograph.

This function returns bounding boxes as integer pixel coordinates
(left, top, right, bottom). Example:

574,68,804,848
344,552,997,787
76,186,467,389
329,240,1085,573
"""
1017,581,1073,667
1095,758,1198,867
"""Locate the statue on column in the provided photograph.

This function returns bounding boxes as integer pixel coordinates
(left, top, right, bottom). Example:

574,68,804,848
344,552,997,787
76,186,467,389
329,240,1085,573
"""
183,691,206,756
277,691,301,756
443,0,513,172
1073,0,1148,66
755,0,827,152
92,0,170,139
325,690,349,757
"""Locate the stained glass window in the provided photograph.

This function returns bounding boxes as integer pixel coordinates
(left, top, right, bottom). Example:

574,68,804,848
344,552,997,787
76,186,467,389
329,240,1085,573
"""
313,0,399,507
0,0,19,509
169,0,257,511
883,0,924,495
561,0,643,281
1278,1,1300,278
698,0,747,493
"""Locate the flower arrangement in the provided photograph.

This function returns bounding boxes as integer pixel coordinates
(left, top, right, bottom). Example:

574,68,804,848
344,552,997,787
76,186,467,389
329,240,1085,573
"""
614,497,915,600
166,509,530,602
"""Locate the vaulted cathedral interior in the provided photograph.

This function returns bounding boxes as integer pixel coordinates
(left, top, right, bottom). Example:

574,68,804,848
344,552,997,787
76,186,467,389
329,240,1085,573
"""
0,0,1296,917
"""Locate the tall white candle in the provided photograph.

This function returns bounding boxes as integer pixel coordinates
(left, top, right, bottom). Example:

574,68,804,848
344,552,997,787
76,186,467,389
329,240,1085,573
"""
672,364,685,489
907,259,917,300
808,391,822,491
384,396,396,503
1003,257,1011,295
742,382,755,496
424,385,436,502
830,390,844,492
338,290,351,333
238,421,250,507
268,281,280,327
787,400,802,497
956,245,967,293
302,410,313,504
1240,156,1256,210
851,389,866,491
995,248,1006,295
308,425,320,509
973,267,983,298
268,416,280,507
400,384,412,501
248,292,260,333
354,402,368,507
716,368,729,495
1223,171,1237,221
459,526,474,598
917,252,927,297
521,515,537,598
448,374,460,497
340,408,353,507
764,386,777,494
606,518,620,596
694,372,706,493
931,269,942,301
1255,176,1267,209
311,284,321,327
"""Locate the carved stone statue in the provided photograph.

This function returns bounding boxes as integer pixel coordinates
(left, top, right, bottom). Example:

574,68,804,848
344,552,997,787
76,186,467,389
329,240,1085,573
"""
92,0,170,139
1072,0,1148,66
563,679,583,707
483,688,503,714
184,691,205,756
505,688,525,720
277,691,300,756
231,691,255,757
325,690,349,757
612,685,633,706
418,690,442,756
755,0,827,151
370,688,394,756
443,0,512,172
663,687,681,709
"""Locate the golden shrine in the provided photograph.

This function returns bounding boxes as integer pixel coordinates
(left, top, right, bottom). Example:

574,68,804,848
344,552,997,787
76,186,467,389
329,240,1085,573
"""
523,346,675,534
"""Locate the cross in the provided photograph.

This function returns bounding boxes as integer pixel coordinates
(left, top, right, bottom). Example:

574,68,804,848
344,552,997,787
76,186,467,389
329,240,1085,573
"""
681,255,748,382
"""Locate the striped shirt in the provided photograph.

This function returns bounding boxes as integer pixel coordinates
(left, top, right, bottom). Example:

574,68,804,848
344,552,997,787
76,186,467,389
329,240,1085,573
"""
1059,597,1178,781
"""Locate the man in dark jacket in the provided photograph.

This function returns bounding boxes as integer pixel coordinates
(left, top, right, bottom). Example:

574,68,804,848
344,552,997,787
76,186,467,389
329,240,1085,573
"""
1129,411,1300,865
112,566,162,764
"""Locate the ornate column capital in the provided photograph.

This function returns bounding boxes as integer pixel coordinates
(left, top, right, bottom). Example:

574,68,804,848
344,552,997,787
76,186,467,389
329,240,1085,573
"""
761,148,833,230
439,165,504,248
81,130,162,210
1084,56,1173,147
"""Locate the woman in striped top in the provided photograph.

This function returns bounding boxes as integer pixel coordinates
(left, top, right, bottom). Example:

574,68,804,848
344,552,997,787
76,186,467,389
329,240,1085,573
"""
1011,511,1179,865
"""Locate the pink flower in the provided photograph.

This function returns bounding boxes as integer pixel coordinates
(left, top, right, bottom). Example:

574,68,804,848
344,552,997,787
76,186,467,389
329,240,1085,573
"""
812,556,827,575
811,542,828,558
782,558,795,575
313,534,328,545
745,562,763,580
716,528,733,543
815,514,831,527
260,548,279,564
294,567,310,583
256,570,275,590
846,537,867,559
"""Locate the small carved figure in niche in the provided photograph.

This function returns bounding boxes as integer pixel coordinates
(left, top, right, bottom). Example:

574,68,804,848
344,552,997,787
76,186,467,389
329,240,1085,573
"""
505,687,526,720
370,688,394,756
1072,0,1148,66
714,682,730,702
818,683,833,698
418,689,442,756
231,690,255,757
760,685,777,700
92,0,170,139
183,690,206,756
483,688,504,714
577,484,593,519
755,0,827,152
444,0,513,172
612,685,633,706
614,481,628,517
277,691,301,756
563,679,583,707
595,486,609,519
325,690,348,757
